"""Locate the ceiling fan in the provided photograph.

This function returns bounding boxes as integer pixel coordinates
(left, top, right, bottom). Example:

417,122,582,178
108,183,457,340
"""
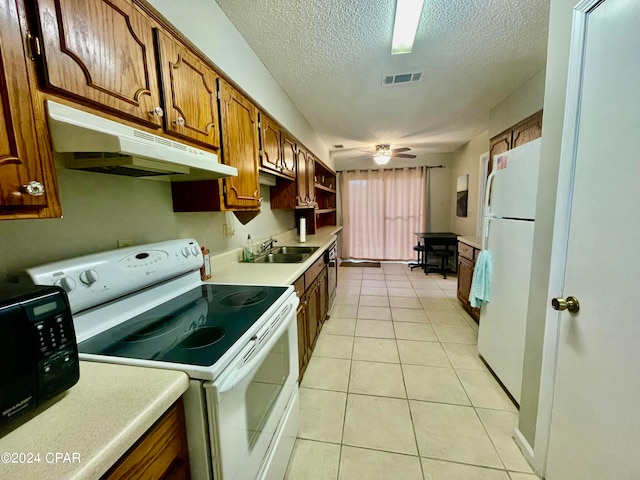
350,144,417,165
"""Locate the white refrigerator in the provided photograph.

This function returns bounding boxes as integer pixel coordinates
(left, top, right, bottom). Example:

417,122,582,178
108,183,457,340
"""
477,138,541,404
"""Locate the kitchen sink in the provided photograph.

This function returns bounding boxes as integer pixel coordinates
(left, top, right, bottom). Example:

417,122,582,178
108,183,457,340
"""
251,253,310,263
272,246,319,255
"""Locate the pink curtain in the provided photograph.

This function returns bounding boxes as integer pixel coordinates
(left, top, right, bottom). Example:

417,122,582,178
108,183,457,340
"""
340,168,425,261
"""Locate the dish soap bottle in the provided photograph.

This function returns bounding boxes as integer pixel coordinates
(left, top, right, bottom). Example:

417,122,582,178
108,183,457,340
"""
244,234,253,262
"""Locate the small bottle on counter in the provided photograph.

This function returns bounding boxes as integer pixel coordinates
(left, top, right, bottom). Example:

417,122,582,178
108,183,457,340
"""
244,234,253,262
200,246,211,280
299,218,306,243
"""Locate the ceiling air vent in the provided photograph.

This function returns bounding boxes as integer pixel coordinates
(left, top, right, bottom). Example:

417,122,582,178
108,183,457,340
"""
332,144,344,149
383,72,423,87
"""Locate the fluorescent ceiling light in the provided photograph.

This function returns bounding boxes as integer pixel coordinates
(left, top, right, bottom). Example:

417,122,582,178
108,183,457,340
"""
391,0,424,55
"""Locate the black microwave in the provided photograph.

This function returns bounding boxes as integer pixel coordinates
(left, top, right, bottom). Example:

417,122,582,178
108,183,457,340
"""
0,284,79,429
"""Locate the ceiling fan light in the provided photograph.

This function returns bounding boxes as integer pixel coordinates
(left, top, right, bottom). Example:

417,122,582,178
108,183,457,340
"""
391,0,424,55
374,154,392,165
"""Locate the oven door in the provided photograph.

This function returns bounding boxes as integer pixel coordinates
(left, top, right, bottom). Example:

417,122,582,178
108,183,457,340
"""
205,298,298,480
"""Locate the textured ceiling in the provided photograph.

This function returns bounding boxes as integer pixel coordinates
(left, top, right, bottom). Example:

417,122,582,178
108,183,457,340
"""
215,0,550,161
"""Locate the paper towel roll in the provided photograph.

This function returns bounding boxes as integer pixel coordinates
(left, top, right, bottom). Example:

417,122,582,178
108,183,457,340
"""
299,218,306,243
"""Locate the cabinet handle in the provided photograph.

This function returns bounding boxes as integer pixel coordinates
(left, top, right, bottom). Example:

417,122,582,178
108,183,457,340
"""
173,116,185,126
149,106,164,117
21,181,45,197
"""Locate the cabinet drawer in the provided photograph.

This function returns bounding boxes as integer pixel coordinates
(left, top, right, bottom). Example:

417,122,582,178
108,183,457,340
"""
304,256,325,289
293,276,305,298
458,242,475,262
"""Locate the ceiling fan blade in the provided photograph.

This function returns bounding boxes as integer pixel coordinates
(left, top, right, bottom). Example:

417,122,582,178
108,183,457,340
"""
348,155,374,160
391,147,411,153
393,153,417,158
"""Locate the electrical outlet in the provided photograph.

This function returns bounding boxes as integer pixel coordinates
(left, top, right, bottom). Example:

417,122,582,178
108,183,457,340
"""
223,224,234,239
117,239,134,248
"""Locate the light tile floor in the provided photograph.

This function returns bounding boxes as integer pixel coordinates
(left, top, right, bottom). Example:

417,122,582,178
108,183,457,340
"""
285,263,539,480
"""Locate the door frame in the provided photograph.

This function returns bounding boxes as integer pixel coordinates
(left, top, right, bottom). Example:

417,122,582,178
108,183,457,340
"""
532,0,603,476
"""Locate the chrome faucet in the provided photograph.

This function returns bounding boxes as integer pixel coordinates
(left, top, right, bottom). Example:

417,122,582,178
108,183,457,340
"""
260,238,278,253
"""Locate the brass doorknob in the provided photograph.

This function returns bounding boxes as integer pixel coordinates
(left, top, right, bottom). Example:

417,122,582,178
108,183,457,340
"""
551,296,580,313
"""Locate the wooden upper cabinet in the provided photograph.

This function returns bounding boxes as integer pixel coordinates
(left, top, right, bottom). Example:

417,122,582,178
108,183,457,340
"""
296,146,310,205
258,113,282,173
218,78,261,209
259,114,296,180
34,0,163,128
488,110,543,175
296,147,317,206
281,131,296,178
154,28,220,150
305,152,316,205
0,0,60,218
488,131,511,175
512,110,543,148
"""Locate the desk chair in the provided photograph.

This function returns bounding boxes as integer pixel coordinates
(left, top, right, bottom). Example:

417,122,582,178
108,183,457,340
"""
409,244,425,270
430,248,455,279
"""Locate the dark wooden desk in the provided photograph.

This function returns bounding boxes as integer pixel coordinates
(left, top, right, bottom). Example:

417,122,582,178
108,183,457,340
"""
414,232,458,277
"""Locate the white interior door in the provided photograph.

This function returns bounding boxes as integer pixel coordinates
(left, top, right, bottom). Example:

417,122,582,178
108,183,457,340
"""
545,1,640,478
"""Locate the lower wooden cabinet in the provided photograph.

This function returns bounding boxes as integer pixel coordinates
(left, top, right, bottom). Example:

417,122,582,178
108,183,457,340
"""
456,241,480,323
294,255,330,382
101,399,190,480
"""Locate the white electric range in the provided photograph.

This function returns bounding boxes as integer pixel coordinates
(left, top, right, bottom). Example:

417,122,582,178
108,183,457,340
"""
26,239,299,480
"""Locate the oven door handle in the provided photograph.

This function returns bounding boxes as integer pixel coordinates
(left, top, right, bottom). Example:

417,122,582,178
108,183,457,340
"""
214,301,295,395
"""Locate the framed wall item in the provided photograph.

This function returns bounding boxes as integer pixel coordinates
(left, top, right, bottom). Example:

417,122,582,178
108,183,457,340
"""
457,174,469,217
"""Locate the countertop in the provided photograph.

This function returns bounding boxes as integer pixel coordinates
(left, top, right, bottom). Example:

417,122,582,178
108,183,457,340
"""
210,225,342,285
0,362,189,480
457,235,483,250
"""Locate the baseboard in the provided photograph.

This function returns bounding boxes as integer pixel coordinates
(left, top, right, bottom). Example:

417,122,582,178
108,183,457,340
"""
514,427,540,477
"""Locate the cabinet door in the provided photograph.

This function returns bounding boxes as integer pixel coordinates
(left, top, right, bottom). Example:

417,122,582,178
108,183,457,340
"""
457,255,480,322
306,153,317,204
457,255,473,308
155,29,220,149
103,400,190,479
512,110,543,148
35,0,162,127
280,131,296,179
218,79,261,209
0,0,59,217
258,113,282,174
488,130,511,176
296,146,309,205
318,267,328,326
296,299,308,382
305,281,319,357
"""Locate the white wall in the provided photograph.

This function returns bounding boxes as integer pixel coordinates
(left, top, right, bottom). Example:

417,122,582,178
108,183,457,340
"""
335,153,454,233
147,0,331,168
489,69,547,137
519,0,577,449
449,130,489,236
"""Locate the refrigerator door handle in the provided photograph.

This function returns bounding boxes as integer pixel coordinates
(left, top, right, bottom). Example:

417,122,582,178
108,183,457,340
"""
482,170,498,250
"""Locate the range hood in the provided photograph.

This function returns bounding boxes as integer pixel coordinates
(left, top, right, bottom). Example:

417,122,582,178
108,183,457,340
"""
46,101,237,181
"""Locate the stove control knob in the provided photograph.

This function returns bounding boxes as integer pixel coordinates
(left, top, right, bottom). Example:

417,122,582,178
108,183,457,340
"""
55,276,76,293
79,269,99,286
191,245,199,256
181,247,190,258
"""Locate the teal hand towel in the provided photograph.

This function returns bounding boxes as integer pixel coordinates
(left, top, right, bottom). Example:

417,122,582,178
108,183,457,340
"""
469,250,492,308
